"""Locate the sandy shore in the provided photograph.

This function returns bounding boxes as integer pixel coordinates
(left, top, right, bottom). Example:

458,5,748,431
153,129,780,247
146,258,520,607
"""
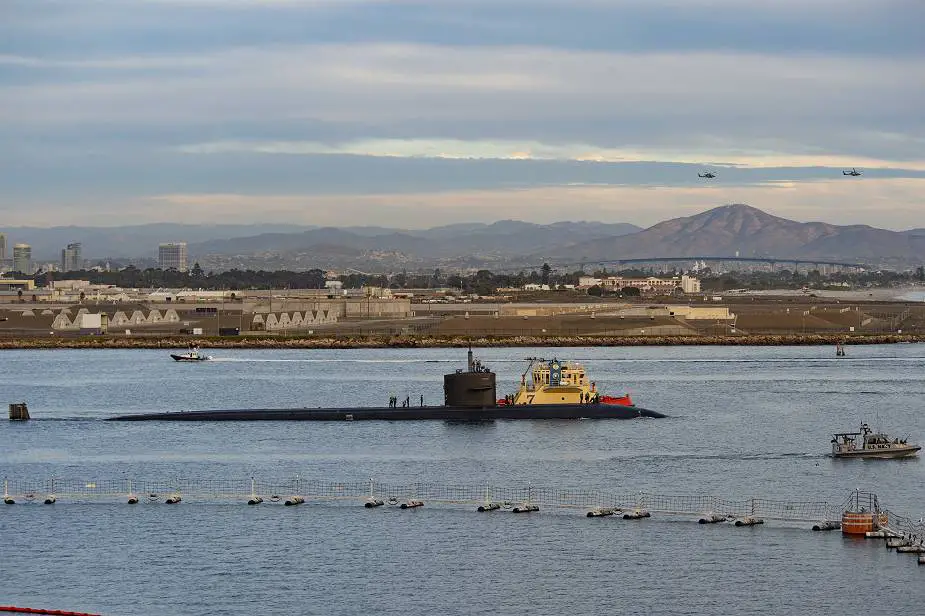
0,333,921,349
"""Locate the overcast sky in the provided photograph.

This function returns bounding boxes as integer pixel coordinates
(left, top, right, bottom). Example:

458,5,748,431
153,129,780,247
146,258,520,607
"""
2,0,924,229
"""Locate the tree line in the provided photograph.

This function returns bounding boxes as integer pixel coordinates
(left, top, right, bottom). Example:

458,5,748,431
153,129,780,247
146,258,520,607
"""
10,263,925,294
24,263,575,294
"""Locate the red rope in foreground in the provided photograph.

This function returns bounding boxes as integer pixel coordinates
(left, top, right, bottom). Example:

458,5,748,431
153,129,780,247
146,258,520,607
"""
0,608,101,615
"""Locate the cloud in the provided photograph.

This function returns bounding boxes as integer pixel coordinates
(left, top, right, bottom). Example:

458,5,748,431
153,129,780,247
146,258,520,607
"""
174,138,925,171
1,1,924,229
6,0,923,57
3,44,923,158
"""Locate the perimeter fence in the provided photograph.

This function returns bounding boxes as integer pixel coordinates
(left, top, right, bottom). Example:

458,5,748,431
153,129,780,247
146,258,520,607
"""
8,476,925,545
6,477,917,530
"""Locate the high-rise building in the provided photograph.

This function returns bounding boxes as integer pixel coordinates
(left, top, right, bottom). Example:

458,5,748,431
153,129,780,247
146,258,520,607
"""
0,233,7,260
61,242,82,272
158,242,188,272
13,243,32,275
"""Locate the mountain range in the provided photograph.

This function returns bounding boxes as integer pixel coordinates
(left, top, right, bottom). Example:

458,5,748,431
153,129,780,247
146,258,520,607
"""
3,205,924,271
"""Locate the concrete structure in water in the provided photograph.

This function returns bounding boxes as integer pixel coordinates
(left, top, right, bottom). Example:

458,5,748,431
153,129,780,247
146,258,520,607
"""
9,402,30,421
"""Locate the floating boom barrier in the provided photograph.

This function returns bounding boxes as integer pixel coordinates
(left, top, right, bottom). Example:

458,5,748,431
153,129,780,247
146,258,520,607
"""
2,477,923,547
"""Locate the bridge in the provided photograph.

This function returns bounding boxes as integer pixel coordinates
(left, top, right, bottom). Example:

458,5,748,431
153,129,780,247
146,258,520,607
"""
550,256,869,272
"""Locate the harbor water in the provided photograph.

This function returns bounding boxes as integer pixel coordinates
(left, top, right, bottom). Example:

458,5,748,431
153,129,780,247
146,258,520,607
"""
2,345,924,614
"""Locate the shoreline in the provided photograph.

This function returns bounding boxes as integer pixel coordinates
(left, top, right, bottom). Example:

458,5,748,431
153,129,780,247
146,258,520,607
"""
0,333,920,349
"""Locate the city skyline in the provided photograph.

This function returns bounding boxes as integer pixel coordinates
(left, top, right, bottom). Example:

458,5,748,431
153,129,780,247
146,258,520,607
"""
2,0,924,229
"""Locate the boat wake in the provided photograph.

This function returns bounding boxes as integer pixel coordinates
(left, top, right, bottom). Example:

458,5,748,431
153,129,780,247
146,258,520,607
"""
611,451,825,463
208,358,448,363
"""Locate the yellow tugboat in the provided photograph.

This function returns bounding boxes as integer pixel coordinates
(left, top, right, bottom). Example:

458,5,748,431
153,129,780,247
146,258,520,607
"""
500,357,634,407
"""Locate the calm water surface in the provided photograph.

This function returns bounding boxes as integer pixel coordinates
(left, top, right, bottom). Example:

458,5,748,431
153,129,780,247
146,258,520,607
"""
1,345,923,615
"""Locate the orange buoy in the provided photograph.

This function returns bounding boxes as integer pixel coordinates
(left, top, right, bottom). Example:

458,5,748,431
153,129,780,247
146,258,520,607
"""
841,511,888,535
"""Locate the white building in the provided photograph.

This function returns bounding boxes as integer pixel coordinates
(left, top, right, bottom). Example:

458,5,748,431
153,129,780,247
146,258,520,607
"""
587,274,701,295
578,276,602,288
680,274,701,294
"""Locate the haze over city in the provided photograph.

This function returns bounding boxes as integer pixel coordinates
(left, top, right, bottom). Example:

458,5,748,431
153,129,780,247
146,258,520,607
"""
2,0,924,229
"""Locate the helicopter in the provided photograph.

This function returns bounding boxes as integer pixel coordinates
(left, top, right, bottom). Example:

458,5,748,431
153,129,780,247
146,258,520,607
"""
698,171,717,179
843,168,862,176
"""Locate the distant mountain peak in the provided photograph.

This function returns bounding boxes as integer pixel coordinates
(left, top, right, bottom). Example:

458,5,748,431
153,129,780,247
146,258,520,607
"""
550,203,917,266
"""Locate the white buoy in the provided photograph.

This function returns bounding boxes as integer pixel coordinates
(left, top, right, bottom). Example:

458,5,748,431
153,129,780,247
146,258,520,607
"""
512,503,539,513
247,479,263,505
45,480,58,505
622,509,650,520
127,494,139,505
165,494,182,504
284,496,305,506
400,499,424,509
364,480,383,508
699,513,727,524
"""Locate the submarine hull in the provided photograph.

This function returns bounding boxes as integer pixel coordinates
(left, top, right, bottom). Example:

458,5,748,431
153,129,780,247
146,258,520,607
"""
108,404,665,421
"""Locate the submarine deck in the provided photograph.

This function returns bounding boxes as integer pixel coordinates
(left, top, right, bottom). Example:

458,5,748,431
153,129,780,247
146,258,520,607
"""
107,404,666,421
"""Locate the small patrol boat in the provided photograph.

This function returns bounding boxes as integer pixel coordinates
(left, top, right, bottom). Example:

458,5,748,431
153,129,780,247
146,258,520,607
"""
170,345,213,362
831,423,921,459
498,357,634,407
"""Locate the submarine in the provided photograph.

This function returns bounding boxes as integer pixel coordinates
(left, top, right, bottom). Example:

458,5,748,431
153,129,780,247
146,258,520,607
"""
108,348,666,421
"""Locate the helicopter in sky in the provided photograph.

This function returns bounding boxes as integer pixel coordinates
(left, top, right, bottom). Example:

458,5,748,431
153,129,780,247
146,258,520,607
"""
698,171,717,179
842,168,862,176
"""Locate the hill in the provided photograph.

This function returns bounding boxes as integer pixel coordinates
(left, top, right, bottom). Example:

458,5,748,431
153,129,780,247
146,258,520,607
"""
540,205,925,267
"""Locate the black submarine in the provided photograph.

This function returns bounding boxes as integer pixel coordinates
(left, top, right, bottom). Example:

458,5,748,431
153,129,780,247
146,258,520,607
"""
108,349,666,421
